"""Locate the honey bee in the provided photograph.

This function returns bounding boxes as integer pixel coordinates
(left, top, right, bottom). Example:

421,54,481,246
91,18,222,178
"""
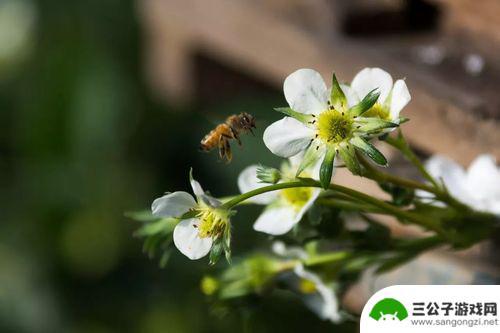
200,112,256,162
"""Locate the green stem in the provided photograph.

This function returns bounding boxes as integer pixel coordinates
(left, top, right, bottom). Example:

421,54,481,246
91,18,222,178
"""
221,179,449,239
304,251,351,267
385,132,439,188
358,154,467,211
316,198,385,214
221,181,306,209
392,235,444,253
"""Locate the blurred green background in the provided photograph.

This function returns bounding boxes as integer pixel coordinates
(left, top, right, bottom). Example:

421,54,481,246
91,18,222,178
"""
0,0,355,332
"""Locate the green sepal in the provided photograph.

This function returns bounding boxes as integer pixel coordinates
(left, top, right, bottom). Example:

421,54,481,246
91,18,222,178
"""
351,137,387,166
338,143,361,175
274,107,313,123
295,142,320,177
330,73,347,110
353,117,398,134
319,146,336,189
398,117,410,124
223,226,232,264
348,88,380,116
209,239,224,266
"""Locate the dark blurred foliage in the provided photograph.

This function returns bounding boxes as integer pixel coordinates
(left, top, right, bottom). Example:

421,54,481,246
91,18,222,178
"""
0,0,356,332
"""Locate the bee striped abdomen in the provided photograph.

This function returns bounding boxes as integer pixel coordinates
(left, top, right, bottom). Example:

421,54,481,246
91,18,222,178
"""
200,124,232,151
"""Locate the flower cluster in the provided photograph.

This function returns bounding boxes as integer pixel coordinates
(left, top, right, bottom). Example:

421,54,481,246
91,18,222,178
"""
263,68,410,188
130,66,500,325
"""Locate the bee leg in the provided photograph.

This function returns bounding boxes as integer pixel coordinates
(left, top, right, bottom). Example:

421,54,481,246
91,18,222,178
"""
234,132,242,146
248,127,255,136
225,139,232,163
229,127,241,146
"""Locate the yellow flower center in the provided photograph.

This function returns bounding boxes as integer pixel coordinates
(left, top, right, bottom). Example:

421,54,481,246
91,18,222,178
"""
316,109,353,144
299,279,317,294
196,206,229,239
280,187,314,211
363,103,391,120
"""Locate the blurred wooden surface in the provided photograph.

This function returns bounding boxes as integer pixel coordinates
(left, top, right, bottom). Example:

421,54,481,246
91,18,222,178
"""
139,0,500,165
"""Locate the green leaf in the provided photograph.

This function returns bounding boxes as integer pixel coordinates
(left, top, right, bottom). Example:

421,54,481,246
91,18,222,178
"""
338,143,361,175
351,137,387,166
159,249,173,268
295,142,320,177
274,107,313,123
307,203,328,226
348,89,380,116
134,218,178,237
353,117,398,134
330,73,347,110
125,210,158,222
320,146,336,189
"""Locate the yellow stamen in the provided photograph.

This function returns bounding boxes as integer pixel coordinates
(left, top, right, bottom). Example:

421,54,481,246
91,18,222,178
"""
316,109,353,144
196,206,229,239
363,103,391,120
281,187,314,211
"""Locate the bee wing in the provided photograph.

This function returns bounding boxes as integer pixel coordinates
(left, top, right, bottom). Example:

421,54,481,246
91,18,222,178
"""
218,136,226,159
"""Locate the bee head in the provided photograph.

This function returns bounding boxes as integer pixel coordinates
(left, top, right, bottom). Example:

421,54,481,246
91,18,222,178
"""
241,112,256,129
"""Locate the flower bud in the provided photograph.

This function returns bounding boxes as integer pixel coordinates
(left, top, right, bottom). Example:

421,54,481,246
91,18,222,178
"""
256,165,281,184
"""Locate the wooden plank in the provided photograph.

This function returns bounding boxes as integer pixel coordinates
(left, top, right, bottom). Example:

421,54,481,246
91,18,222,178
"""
139,0,500,164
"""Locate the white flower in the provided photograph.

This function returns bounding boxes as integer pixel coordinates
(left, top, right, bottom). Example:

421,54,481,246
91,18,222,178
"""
151,173,231,260
419,154,500,215
292,264,341,323
237,154,321,235
272,241,341,322
343,67,411,124
263,68,398,186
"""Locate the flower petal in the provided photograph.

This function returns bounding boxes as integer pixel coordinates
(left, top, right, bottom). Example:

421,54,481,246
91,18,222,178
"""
340,83,360,108
173,218,213,260
253,206,299,235
425,155,471,204
390,79,411,119
351,67,393,104
200,194,222,208
466,155,500,201
151,191,196,218
237,165,278,204
295,189,321,223
190,175,204,197
263,117,314,158
294,264,341,322
272,241,308,259
284,68,328,114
